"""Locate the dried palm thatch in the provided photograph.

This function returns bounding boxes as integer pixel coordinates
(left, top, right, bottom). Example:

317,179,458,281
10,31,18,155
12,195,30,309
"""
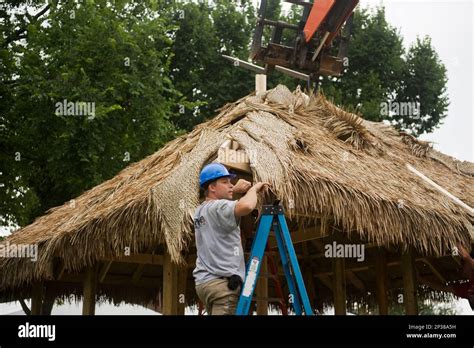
1,84,473,293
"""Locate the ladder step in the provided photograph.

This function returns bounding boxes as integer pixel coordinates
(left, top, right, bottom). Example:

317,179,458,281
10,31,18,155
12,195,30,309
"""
244,251,280,256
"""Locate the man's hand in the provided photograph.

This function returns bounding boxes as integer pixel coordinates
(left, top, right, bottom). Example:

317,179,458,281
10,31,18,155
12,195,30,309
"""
234,181,272,218
233,179,252,194
253,182,271,193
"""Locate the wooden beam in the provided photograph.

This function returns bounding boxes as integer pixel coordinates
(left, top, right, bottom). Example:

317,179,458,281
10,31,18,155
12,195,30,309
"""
220,160,251,174
217,136,251,173
217,147,251,173
82,265,97,315
101,253,163,265
332,258,346,315
220,139,231,149
451,253,462,269
421,258,446,284
345,270,365,292
162,252,178,315
51,274,161,287
19,299,31,315
31,282,43,315
268,224,325,248
256,255,268,315
99,261,113,283
230,140,240,150
177,267,188,316
315,274,332,291
132,264,146,284
311,239,326,252
407,164,474,215
256,74,267,96
374,249,389,315
313,254,426,277
311,239,333,292
401,249,418,315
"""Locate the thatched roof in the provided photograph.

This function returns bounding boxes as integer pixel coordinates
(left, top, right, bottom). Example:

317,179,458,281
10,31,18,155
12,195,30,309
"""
1,84,473,296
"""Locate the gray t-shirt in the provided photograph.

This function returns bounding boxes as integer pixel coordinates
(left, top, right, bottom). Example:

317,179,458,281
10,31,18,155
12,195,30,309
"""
193,199,245,285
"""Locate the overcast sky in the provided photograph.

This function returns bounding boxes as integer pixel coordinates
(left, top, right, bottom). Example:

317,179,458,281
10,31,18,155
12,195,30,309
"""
360,0,473,161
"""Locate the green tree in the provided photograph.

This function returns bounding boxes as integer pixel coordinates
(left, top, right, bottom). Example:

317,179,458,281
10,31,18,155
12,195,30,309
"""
169,0,256,131
1,0,181,227
394,37,449,135
320,7,405,120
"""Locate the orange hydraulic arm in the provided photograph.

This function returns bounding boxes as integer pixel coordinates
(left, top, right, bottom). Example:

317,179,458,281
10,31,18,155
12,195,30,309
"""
304,0,359,45
303,0,336,43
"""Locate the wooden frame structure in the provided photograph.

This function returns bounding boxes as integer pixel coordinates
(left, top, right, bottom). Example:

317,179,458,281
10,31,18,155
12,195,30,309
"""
31,216,430,316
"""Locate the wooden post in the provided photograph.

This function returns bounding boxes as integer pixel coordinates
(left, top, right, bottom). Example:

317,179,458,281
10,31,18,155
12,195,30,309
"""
31,282,43,315
256,74,267,96
41,286,55,316
82,265,97,315
401,248,418,315
177,266,188,315
256,254,268,315
332,257,346,315
374,249,389,315
162,252,178,315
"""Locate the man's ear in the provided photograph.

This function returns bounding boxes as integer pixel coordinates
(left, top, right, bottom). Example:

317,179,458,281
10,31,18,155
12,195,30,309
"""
208,181,217,193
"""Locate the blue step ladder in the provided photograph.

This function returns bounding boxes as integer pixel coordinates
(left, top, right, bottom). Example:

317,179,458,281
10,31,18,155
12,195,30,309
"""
236,200,314,315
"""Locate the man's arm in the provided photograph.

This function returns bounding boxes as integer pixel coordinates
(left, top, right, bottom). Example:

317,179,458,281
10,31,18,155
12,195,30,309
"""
235,182,270,218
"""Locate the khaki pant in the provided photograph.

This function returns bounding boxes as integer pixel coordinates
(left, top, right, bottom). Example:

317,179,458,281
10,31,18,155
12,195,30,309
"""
196,278,241,315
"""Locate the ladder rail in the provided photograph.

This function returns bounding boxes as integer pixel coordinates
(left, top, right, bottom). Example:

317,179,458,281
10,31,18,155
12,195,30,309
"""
265,244,288,315
273,220,303,314
276,214,314,315
236,214,273,315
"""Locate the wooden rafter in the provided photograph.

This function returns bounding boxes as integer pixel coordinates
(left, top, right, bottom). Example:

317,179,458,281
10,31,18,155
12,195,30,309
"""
99,261,113,283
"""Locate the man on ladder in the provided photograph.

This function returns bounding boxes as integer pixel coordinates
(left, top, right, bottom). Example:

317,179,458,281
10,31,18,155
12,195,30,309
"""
194,162,313,315
193,163,270,315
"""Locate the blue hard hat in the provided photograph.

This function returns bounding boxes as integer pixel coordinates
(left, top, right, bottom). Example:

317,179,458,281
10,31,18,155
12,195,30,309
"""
199,163,236,188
